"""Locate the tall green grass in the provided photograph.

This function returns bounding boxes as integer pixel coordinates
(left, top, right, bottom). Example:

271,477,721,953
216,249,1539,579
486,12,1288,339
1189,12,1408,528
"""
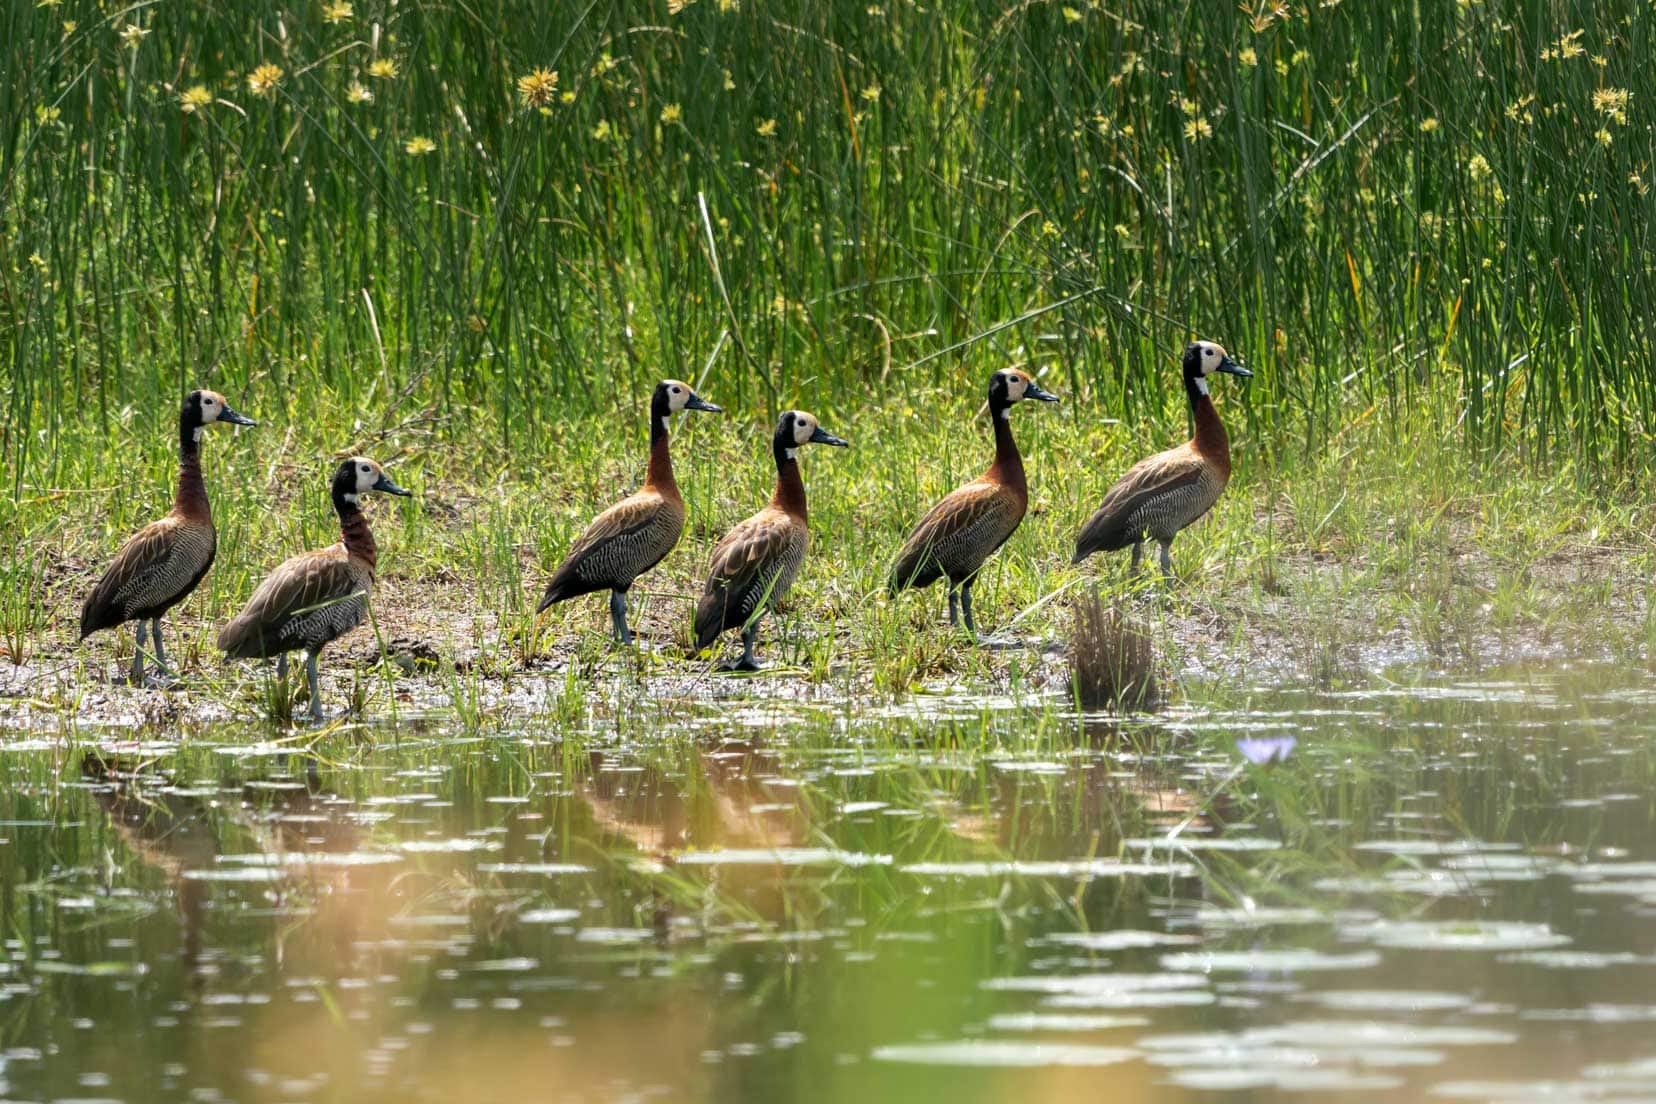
3,0,1651,483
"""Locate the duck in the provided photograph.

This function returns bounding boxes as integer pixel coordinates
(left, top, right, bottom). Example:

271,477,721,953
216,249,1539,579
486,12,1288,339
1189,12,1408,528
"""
693,410,848,670
79,389,257,685
888,368,1059,638
537,379,721,643
217,456,411,722
1073,340,1252,575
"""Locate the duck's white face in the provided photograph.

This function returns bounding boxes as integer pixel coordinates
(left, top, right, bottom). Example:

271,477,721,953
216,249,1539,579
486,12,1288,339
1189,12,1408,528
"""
791,411,821,446
995,370,1036,412
662,379,695,413
347,456,384,500
191,390,225,441
1194,342,1229,376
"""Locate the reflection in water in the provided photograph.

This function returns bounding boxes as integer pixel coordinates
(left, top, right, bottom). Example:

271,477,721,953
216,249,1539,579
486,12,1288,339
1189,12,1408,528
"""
0,666,1654,1101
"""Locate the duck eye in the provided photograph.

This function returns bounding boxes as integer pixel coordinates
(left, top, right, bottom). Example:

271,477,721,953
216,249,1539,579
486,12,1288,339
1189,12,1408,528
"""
203,397,215,405
360,464,371,474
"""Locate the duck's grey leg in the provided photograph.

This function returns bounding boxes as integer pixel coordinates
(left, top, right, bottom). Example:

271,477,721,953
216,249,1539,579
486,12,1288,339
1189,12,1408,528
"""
961,582,979,641
1130,541,1144,573
610,590,632,645
277,652,288,683
130,621,147,686
732,620,762,671
305,651,323,723
150,619,170,675
947,587,959,627
1158,540,1174,578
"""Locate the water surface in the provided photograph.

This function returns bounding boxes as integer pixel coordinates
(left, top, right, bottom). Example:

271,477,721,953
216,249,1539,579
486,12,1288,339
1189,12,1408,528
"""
2,665,1654,1102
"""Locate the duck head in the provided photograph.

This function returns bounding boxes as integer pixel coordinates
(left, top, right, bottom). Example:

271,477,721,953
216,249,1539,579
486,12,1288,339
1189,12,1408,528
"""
988,368,1060,418
774,410,848,462
182,389,256,443
333,456,413,506
1182,341,1252,394
653,379,721,431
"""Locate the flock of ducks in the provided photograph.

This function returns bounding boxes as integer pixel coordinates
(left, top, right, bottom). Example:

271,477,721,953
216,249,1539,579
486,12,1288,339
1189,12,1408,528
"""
78,341,1250,720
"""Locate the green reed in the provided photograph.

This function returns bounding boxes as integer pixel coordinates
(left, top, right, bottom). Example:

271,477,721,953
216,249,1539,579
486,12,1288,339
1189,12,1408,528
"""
3,0,1652,481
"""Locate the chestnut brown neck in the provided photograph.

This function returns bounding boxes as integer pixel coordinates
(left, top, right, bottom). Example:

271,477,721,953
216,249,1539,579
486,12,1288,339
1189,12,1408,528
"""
173,427,211,521
1186,375,1232,474
769,450,807,520
334,496,379,572
984,403,1028,501
644,415,680,500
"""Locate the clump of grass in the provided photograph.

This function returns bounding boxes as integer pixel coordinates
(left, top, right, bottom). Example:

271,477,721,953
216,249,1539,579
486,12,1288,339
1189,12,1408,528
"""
1068,590,1157,711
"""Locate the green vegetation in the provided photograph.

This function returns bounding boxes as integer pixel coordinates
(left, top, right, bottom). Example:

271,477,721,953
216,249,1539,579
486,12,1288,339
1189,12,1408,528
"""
2,0,1653,707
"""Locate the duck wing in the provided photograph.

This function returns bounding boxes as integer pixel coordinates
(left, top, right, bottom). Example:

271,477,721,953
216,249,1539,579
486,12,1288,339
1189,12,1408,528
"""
889,480,1022,592
217,546,368,658
1073,445,1204,560
694,508,803,647
80,516,215,637
539,490,681,608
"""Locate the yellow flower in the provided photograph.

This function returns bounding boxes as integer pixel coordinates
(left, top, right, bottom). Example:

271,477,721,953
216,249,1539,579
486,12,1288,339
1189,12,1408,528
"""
347,81,373,104
723,68,735,91
861,83,880,103
756,117,777,137
667,0,693,11
1468,153,1491,181
1239,47,1257,67
35,104,61,124
61,19,75,36
1556,29,1585,60
180,85,213,113
368,57,399,80
1290,49,1309,66
1061,6,1082,21
717,0,739,10
660,102,682,124
323,1,353,23
1596,127,1612,147
1184,117,1214,140
119,22,148,48
1419,117,1439,132
1592,87,1630,124
1041,219,1060,237
517,68,559,107
247,63,284,96
1177,96,1199,116
404,135,435,155
591,119,612,141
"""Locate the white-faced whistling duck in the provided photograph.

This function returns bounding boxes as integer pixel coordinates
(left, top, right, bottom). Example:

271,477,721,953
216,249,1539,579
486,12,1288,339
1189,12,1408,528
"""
1073,341,1252,575
537,379,721,644
694,410,848,670
217,457,411,722
79,389,257,685
888,368,1059,639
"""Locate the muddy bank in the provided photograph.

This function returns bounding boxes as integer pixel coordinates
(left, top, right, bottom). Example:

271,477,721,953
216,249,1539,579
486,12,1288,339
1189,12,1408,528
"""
1,538,1645,730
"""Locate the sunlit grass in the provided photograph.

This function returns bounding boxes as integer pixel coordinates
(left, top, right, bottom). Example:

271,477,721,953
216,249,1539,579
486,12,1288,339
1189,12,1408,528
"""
3,1,1654,713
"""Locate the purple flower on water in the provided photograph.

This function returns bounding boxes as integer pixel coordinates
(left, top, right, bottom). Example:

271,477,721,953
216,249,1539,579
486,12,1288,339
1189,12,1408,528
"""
1236,735,1297,766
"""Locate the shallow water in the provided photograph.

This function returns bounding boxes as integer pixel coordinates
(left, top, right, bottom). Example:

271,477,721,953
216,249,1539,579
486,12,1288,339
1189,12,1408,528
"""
2,665,1655,1102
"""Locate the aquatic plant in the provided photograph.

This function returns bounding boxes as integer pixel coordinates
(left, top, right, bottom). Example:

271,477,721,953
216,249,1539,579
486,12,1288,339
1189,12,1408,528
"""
1068,589,1157,710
